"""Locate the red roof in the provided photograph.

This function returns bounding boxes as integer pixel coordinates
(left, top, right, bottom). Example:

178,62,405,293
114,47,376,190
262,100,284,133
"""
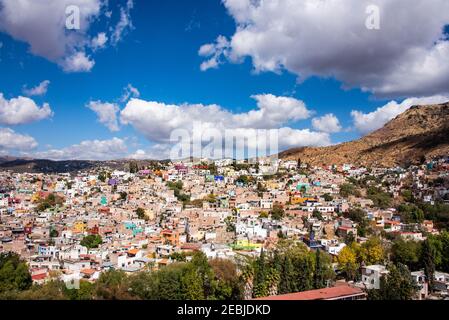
32,273,47,281
254,284,365,300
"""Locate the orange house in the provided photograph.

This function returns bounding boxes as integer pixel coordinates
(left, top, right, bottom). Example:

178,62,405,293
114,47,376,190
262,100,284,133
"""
161,229,180,246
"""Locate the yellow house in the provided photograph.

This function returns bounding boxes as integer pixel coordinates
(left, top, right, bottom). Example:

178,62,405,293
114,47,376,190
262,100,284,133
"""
73,221,87,233
265,181,279,190
291,196,316,205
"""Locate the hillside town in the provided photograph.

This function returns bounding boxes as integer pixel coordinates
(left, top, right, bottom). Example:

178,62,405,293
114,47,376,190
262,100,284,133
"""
1,156,449,300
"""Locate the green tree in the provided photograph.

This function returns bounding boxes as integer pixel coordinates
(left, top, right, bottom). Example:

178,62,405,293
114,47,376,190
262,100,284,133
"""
390,239,422,271
368,264,418,300
18,280,68,300
339,183,358,197
119,192,128,201
98,171,107,183
0,252,32,298
312,209,323,221
80,235,103,249
367,186,392,209
66,280,94,300
422,239,436,292
95,269,133,300
129,161,139,173
313,249,327,289
135,207,147,220
209,258,243,300
270,204,285,221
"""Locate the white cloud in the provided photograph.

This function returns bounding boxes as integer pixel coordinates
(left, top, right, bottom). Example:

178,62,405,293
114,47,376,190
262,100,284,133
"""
0,127,38,152
120,94,313,143
91,32,108,50
198,35,231,71
120,94,329,159
0,93,53,125
87,100,120,132
128,145,171,160
120,83,140,102
22,80,50,96
62,51,95,72
277,127,331,150
351,95,449,134
32,137,128,161
312,114,342,133
0,0,134,72
200,0,449,97
111,0,134,45
0,0,102,72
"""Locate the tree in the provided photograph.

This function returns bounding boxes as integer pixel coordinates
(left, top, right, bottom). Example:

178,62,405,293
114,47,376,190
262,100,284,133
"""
50,228,59,238
18,280,68,300
367,186,392,209
344,232,356,245
119,192,128,201
270,204,285,221
278,255,296,294
135,207,147,220
313,249,326,289
337,244,358,281
80,235,103,249
95,270,133,300
397,204,424,223
224,216,236,233
323,193,333,202
359,237,384,265
66,280,94,300
190,251,216,299
368,264,418,300
0,253,32,298
339,183,358,197
129,161,139,173
98,171,107,183
312,209,323,221
422,239,436,292
390,239,422,271
401,189,414,203
236,175,250,185
209,258,243,300
257,182,267,193
253,249,269,298
259,211,269,219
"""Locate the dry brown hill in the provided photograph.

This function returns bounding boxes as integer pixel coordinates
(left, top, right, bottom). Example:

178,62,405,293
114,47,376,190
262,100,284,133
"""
279,102,449,167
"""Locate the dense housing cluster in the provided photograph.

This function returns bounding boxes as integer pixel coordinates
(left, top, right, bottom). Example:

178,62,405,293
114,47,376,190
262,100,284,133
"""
1,156,449,300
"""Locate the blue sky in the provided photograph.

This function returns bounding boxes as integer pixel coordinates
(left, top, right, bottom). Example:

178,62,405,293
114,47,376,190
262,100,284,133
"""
0,0,448,160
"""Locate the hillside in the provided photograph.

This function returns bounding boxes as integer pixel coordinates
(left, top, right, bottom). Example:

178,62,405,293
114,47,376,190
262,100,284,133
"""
280,102,449,167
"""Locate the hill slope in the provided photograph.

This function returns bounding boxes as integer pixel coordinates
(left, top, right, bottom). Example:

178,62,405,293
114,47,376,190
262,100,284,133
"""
280,102,449,167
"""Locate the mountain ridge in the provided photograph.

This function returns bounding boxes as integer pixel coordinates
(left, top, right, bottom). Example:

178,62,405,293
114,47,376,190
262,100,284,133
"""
279,102,449,167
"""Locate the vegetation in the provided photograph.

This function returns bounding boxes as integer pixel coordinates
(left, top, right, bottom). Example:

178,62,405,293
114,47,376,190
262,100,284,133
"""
248,241,335,298
339,183,360,198
270,204,285,221
80,235,103,249
129,161,139,174
35,193,63,212
366,186,392,209
367,264,418,300
337,237,385,281
0,253,32,298
135,207,148,220
167,181,190,203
